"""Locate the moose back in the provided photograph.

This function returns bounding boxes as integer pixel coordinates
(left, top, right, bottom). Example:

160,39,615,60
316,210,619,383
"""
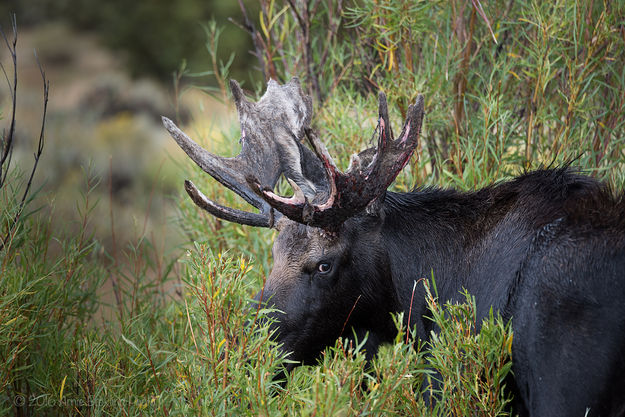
164,79,625,416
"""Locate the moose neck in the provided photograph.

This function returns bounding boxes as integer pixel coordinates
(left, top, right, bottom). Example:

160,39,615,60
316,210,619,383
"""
378,185,530,340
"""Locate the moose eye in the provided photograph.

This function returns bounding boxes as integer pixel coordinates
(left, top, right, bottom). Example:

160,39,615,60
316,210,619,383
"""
317,262,332,274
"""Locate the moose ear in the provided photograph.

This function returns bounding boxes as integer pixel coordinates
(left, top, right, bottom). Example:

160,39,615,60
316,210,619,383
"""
365,193,386,218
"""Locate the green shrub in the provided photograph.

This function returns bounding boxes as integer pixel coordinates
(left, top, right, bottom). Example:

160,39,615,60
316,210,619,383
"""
233,0,625,189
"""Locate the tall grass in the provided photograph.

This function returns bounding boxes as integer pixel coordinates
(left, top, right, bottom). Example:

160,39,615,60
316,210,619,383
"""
1,0,624,415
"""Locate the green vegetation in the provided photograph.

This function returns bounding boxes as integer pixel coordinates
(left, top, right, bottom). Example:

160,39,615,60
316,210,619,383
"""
2,0,624,415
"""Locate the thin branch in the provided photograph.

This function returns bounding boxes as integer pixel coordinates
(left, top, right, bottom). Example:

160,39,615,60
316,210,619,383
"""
319,0,344,77
0,41,48,253
286,0,322,102
470,0,497,44
0,14,18,187
236,0,268,81
19,52,48,208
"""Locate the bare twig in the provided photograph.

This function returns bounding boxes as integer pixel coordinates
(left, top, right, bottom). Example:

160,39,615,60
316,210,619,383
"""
0,14,17,188
319,0,344,87
286,0,323,102
19,53,48,210
0,21,48,252
470,0,497,44
236,0,269,81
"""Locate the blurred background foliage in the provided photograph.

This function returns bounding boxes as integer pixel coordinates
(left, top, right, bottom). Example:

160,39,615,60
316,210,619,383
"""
0,0,260,81
1,0,625,415
0,0,261,258
232,0,625,187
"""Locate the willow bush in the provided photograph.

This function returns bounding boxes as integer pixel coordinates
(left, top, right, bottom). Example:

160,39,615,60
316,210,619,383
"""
232,0,624,188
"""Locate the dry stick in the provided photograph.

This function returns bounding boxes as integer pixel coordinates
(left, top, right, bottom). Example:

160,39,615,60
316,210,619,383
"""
144,340,169,416
287,0,322,102
406,279,421,345
339,294,362,340
318,0,342,77
236,0,269,81
328,53,353,99
185,299,200,356
108,156,123,317
14,56,47,213
0,14,17,185
0,17,17,254
470,0,497,44
0,46,48,253
452,7,476,176
300,0,323,71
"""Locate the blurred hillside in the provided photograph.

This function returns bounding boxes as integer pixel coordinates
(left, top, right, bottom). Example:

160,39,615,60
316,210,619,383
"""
0,8,251,257
0,0,261,81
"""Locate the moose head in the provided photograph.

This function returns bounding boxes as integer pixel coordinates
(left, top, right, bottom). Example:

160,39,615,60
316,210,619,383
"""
163,78,424,369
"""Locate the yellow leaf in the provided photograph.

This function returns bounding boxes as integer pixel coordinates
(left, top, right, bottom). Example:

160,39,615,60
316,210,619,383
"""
376,39,389,51
4,317,17,326
259,12,269,39
270,5,290,28
508,70,521,81
60,375,67,401
506,333,514,354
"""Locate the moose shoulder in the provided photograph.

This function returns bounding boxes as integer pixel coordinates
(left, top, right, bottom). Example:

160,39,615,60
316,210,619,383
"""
164,79,625,417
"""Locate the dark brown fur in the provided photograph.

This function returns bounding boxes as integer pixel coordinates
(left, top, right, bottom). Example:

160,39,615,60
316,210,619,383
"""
256,168,625,417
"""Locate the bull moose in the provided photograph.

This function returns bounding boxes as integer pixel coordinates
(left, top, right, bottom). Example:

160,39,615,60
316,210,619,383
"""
163,78,625,416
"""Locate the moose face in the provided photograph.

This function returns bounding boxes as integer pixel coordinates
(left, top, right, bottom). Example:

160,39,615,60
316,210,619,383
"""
255,216,393,368
164,78,423,369
258,219,352,366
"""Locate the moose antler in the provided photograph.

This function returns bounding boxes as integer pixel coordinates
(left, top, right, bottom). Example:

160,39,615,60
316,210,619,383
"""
249,92,425,229
163,78,328,227
167,78,424,230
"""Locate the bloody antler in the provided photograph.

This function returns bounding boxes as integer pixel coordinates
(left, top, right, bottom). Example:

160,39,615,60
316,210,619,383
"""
251,92,425,229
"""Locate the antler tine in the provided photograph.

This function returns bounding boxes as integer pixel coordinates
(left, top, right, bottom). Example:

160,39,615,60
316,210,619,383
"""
229,79,245,105
229,79,251,115
162,116,270,211
256,93,425,229
184,180,273,227
377,91,393,146
367,94,424,190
